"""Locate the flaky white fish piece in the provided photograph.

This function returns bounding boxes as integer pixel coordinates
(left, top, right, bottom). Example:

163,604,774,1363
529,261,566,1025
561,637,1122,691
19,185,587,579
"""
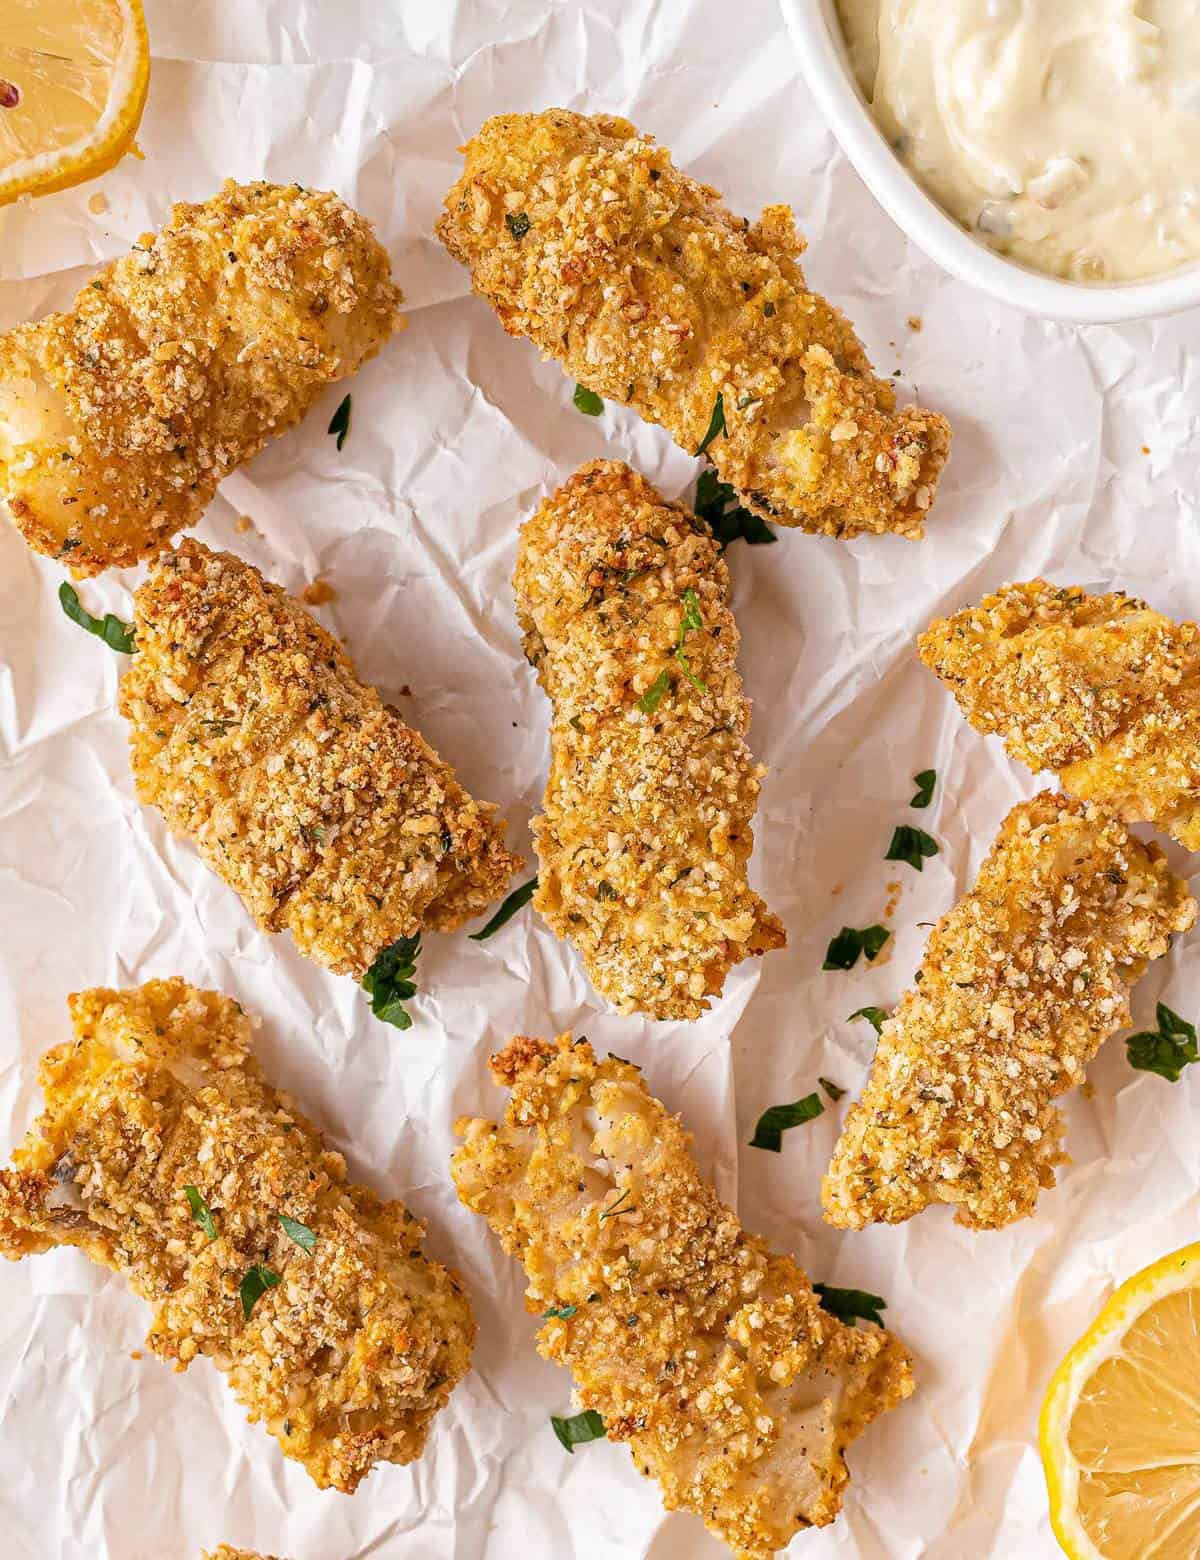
0,980,476,1493
920,578,1200,850
120,540,522,979
823,793,1196,1233
514,460,784,1020
0,179,402,573
439,110,949,539
453,1034,913,1560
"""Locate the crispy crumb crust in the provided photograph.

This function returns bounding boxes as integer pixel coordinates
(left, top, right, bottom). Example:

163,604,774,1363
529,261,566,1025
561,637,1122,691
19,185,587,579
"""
120,541,521,978
452,1035,913,1560
438,110,950,539
919,579,1200,850
0,179,402,574
514,461,785,1020
0,980,475,1492
203,1549,286,1560
823,793,1196,1233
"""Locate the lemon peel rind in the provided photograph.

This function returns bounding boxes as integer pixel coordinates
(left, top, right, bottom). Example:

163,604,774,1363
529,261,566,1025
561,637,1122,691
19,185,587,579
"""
0,0,149,207
1039,1241,1200,1560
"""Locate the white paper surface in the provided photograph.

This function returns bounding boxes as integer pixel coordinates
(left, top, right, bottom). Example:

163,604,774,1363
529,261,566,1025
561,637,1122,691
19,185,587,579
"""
2,1,1200,1556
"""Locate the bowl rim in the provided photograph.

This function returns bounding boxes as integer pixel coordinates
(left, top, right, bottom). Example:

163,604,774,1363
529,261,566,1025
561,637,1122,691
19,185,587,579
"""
782,0,1200,324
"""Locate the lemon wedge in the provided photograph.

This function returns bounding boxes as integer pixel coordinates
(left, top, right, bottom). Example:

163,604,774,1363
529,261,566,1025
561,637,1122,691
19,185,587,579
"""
0,0,149,207
1040,1242,1200,1559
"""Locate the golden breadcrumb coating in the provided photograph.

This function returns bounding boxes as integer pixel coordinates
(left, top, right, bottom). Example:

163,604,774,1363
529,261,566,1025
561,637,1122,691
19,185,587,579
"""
513,461,785,1020
119,540,521,979
452,1035,913,1560
0,981,475,1492
438,110,950,539
823,793,1195,1233
0,180,402,574
920,578,1200,850
203,1549,286,1560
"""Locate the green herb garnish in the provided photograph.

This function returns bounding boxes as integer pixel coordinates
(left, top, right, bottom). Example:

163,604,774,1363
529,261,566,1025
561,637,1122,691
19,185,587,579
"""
543,1304,578,1320
505,211,531,240
818,1077,846,1102
692,469,776,547
362,934,421,1030
814,1283,886,1327
327,393,352,451
184,1185,217,1241
279,1214,317,1252
551,1409,606,1452
598,1187,636,1222
470,879,537,941
885,825,939,872
823,925,890,971
848,1005,889,1035
910,769,937,809
573,383,603,416
695,392,726,456
1126,1002,1199,1082
748,1092,823,1152
59,582,135,653
637,666,671,714
240,1264,281,1320
675,587,706,691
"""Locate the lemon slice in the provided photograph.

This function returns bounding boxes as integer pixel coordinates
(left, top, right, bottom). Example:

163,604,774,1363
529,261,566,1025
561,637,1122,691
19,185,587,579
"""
0,0,149,207
1040,1242,1200,1559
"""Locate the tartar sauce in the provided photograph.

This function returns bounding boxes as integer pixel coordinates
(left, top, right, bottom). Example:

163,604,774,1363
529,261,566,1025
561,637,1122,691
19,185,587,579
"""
837,0,1200,283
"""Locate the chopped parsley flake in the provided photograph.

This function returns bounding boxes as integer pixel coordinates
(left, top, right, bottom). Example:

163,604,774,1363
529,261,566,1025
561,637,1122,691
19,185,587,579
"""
910,769,937,808
470,878,537,941
505,211,530,240
848,1006,889,1035
675,587,707,691
823,925,890,971
573,383,604,416
279,1214,317,1252
637,666,671,714
327,393,352,451
814,1283,887,1327
59,582,135,653
693,468,776,547
543,1304,578,1320
551,1409,606,1452
1127,1002,1199,1082
240,1263,280,1320
183,1185,216,1241
819,1076,846,1102
695,392,726,456
749,1092,823,1152
362,934,421,1030
885,825,939,872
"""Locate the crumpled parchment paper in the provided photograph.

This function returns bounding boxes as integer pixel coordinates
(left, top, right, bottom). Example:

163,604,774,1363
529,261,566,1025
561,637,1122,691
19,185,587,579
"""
2,1,1200,1555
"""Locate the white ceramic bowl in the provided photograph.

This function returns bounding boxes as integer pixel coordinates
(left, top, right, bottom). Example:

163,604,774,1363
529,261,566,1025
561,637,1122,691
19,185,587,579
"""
783,0,1200,324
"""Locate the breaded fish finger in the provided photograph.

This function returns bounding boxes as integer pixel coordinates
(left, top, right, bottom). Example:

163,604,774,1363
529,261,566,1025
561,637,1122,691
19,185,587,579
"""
513,460,784,1020
438,110,950,539
453,1036,912,1559
920,578,1200,849
823,793,1195,1233
0,180,402,574
120,540,521,979
0,980,475,1492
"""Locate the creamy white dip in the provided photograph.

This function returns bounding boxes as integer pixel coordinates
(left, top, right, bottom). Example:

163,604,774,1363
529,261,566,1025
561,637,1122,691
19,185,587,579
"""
836,0,1200,283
